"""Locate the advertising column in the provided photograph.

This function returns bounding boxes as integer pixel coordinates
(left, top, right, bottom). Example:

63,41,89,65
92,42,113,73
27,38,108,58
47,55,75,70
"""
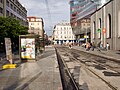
5,38,13,64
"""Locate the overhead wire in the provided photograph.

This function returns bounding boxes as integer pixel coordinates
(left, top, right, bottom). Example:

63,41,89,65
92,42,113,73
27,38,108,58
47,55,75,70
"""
44,0,53,33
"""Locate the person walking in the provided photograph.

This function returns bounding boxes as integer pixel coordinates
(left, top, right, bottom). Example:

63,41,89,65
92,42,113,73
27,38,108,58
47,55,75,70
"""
106,42,110,50
91,42,95,51
86,42,90,51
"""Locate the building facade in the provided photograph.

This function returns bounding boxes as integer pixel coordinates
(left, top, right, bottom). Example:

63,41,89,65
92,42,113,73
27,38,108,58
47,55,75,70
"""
0,0,27,25
69,0,96,43
53,21,75,45
91,0,120,50
27,16,44,38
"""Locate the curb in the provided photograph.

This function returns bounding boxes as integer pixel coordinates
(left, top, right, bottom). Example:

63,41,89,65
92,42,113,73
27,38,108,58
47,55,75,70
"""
73,47,120,63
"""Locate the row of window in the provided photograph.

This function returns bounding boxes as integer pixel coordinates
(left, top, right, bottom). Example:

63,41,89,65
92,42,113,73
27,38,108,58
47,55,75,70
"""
55,31,73,34
55,36,74,39
56,27,72,30
6,0,26,18
92,14,112,39
30,23,40,25
30,27,41,30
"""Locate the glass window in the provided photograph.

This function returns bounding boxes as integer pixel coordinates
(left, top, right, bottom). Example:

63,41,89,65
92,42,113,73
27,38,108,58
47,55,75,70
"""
14,7,16,12
93,21,96,39
6,10,9,16
98,18,102,39
107,14,111,38
0,0,3,3
10,4,13,9
31,27,34,30
31,18,34,21
7,0,9,7
118,11,120,37
0,7,3,14
31,23,34,25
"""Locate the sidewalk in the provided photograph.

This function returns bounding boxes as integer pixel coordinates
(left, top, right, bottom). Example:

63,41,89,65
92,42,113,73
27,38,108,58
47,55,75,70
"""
72,46,120,62
0,46,63,90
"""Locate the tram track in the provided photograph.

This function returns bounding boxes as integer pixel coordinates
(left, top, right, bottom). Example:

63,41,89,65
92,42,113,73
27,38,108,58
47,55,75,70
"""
55,46,120,90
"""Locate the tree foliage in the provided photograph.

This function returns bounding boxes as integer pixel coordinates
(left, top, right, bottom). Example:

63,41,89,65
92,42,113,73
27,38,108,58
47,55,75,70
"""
0,17,28,52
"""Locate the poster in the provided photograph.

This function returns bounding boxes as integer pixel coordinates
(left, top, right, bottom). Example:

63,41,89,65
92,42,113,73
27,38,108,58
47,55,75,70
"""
5,38,13,64
21,38,35,59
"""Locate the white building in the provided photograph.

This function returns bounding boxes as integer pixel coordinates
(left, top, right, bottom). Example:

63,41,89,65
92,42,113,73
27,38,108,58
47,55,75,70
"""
53,21,76,45
27,16,44,38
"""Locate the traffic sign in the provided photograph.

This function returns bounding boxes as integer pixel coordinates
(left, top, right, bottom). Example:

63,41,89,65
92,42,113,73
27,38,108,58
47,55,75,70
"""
97,28,101,33
102,28,106,33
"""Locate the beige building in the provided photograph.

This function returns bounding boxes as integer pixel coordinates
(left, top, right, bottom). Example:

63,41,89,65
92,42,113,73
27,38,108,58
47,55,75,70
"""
91,0,120,50
27,16,44,38
72,18,91,43
0,0,27,26
53,21,75,45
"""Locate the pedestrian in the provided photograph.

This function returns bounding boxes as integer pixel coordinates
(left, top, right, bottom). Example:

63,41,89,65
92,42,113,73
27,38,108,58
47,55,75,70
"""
86,42,90,51
106,42,110,50
69,43,72,49
96,41,101,51
91,42,95,51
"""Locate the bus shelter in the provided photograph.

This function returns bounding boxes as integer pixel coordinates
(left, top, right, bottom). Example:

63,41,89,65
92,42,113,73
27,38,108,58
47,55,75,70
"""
19,35,40,61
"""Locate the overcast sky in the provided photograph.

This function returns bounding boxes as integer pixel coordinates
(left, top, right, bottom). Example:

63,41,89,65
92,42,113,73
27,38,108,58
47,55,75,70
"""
19,0,70,36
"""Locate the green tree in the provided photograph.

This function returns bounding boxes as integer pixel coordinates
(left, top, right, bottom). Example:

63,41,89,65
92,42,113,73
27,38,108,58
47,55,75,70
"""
0,17,28,52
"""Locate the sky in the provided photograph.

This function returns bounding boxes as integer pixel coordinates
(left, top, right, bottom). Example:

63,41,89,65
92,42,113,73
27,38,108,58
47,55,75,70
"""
19,0,70,36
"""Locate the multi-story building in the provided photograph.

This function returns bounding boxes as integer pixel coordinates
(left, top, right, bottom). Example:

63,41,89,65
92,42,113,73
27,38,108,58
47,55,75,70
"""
69,0,97,43
27,16,44,39
0,0,27,25
53,21,75,45
73,18,91,43
91,0,120,50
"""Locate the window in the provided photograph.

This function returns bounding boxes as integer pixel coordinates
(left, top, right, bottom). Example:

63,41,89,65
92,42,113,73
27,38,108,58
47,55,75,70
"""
14,7,16,12
37,27,40,30
87,24,90,26
93,21,96,39
0,7,3,14
31,18,34,21
0,0,3,3
118,11,120,37
10,4,13,10
6,10,9,16
31,27,34,30
107,14,112,38
6,0,9,7
31,23,34,25
98,18,102,39
64,27,66,30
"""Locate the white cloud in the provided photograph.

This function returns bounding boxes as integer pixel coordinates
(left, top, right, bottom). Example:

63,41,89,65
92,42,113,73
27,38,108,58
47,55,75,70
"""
19,0,70,36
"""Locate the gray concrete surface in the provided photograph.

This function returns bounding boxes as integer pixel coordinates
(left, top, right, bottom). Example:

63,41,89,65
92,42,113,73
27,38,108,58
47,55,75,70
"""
72,46,120,61
0,46,62,90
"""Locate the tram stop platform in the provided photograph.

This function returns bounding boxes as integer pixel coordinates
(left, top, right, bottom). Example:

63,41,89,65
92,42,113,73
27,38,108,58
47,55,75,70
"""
0,46,62,90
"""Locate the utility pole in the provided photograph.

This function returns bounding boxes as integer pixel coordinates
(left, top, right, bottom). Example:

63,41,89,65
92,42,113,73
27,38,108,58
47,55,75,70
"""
3,0,6,17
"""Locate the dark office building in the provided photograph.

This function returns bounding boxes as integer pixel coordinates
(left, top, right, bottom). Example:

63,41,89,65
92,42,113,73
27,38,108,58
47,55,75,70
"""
0,0,27,26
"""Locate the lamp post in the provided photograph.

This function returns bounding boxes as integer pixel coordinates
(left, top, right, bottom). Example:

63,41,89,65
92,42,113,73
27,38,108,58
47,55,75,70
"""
86,28,87,43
